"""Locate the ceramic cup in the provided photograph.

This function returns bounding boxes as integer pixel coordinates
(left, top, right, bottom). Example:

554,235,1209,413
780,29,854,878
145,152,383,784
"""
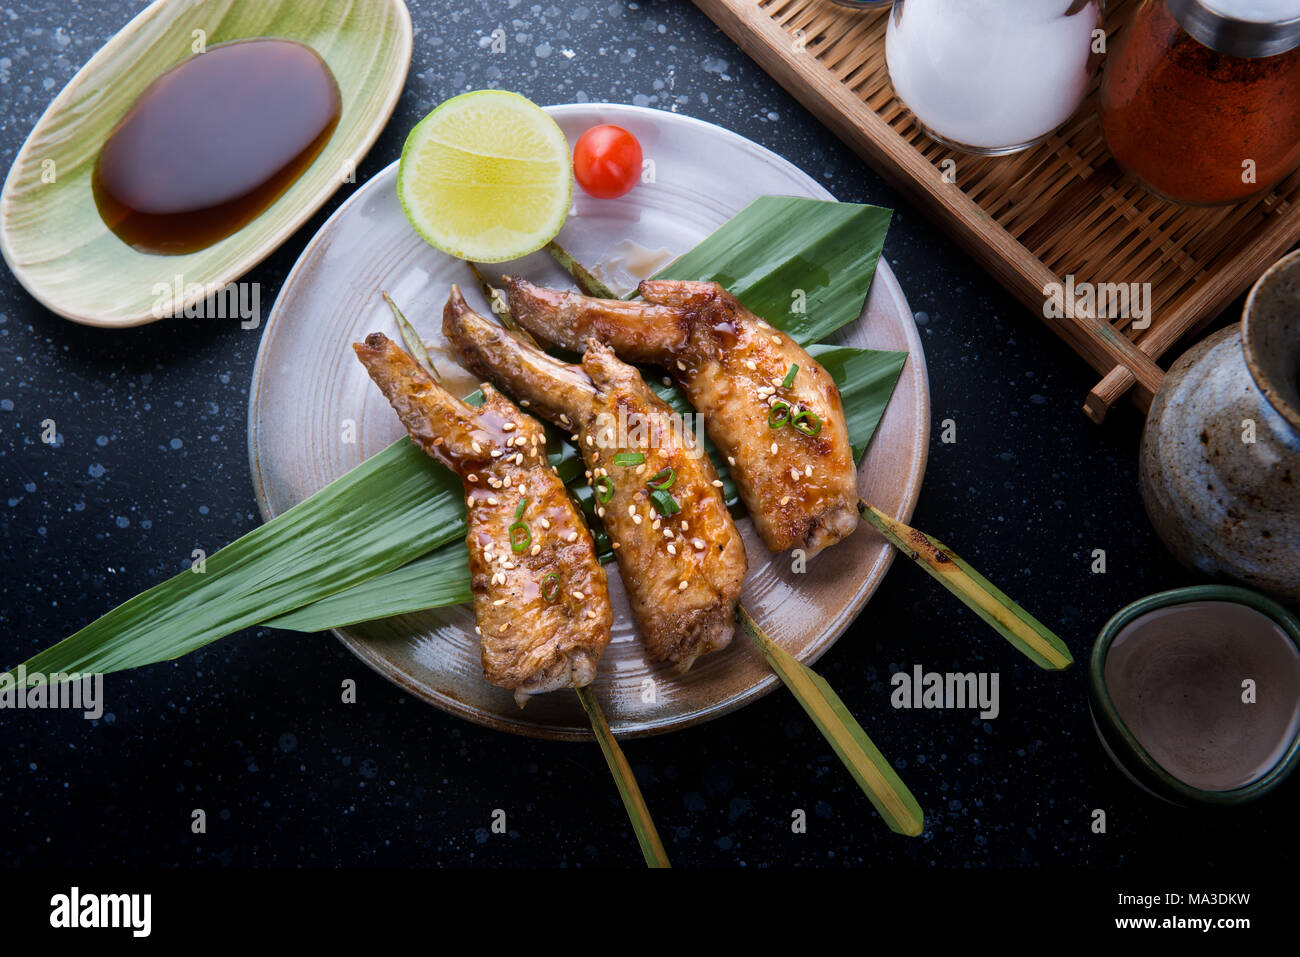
1139,249,1300,602
1089,585,1300,806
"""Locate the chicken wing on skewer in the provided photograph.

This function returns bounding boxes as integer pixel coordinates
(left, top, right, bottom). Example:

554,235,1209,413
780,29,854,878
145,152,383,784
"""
353,332,613,704
443,286,747,670
505,277,859,557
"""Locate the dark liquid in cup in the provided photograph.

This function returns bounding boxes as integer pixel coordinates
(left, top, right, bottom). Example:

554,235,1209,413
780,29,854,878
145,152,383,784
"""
1104,601,1300,791
92,38,341,255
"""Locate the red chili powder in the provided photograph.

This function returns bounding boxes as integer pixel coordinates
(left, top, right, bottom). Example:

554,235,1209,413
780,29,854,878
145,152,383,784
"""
1100,0,1300,205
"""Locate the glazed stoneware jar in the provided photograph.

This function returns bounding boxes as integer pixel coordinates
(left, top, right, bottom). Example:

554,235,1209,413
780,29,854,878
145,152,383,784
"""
1140,250,1300,602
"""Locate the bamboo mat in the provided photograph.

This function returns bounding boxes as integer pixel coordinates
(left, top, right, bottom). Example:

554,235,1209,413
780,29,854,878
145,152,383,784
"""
694,0,1300,421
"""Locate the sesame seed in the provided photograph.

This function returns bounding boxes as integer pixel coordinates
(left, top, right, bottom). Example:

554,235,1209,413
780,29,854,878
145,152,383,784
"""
791,468,800,481
467,474,479,483
585,435,594,446
570,433,579,442
678,580,688,591
493,598,507,606
746,360,757,371
488,478,501,489
692,538,706,550
572,591,586,601
566,531,578,543
628,504,637,517
597,507,606,518
779,496,791,506
433,436,444,447
487,496,499,506
539,517,551,529
503,476,512,488
676,360,686,371
585,610,598,619
711,479,723,488
662,376,672,386
770,442,778,455
520,399,531,407
530,544,540,556
663,528,674,538
632,514,643,525
668,543,677,555
771,334,782,345
727,456,736,466
499,623,508,634
805,465,813,477
490,449,503,458
514,454,523,465
502,422,516,432
559,414,571,425
518,485,527,496
472,442,482,454
652,518,662,530
611,542,621,549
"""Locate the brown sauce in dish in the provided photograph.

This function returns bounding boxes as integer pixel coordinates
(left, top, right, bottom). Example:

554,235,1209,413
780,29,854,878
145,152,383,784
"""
92,38,341,255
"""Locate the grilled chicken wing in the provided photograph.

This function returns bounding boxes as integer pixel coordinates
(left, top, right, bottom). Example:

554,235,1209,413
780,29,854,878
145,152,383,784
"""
443,286,747,670
505,277,859,556
353,332,612,704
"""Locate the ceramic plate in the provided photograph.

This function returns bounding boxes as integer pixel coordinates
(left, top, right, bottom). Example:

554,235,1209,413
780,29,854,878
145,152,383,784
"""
0,0,411,327
248,104,929,739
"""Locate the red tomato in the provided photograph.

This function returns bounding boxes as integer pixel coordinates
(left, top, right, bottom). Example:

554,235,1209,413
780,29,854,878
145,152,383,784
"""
573,125,643,199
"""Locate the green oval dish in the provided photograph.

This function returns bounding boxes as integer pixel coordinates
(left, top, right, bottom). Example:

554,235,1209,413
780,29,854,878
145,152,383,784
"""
0,0,411,327
1089,584,1300,806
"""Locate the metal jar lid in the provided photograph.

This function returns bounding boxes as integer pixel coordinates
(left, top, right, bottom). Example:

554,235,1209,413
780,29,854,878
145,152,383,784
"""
1167,0,1300,57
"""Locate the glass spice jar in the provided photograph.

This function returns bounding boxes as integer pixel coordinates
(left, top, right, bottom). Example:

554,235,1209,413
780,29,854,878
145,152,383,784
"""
885,0,1102,155
1100,0,1300,206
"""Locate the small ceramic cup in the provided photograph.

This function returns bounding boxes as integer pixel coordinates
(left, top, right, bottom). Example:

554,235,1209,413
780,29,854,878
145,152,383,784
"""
1089,584,1300,806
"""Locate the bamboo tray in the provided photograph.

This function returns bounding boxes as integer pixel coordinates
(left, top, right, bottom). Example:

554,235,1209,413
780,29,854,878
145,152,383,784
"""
694,0,1300,421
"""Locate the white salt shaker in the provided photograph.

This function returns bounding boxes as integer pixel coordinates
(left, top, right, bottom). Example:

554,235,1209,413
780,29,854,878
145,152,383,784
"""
885,0,1102,155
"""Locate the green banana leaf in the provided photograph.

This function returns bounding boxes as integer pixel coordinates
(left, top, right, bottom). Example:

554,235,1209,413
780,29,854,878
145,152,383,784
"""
648,195,892,346
7,196,900,679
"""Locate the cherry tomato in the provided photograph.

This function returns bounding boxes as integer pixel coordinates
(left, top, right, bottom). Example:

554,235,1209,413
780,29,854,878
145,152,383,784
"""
573,125,642,199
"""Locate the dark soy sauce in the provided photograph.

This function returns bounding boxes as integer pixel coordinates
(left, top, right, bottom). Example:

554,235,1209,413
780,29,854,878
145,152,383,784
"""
93,38,341,255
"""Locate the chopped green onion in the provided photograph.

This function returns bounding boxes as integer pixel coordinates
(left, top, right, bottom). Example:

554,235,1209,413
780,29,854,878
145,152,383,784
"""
768,401,791,428
514,498,529,520
649,489,681,517
613,452,646,467
647,467,676,491
541,573,560,602
792,410,822,437
594,475,614,503
782,363,799,389
509,521,531,553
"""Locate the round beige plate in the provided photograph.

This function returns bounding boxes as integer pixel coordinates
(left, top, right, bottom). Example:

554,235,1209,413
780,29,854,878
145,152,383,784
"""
248,104,929,739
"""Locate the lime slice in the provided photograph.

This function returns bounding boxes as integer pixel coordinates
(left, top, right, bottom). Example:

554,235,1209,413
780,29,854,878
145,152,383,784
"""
397,90,573,263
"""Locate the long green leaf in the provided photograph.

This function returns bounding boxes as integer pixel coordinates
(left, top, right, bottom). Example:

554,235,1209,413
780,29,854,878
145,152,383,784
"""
648,196,891,346
267,544,472,632
6,439,462,678
738,607,924,837
576,686,671,867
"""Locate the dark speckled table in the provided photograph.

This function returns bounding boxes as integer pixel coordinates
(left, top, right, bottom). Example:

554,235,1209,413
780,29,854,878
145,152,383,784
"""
0,0,1294,871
